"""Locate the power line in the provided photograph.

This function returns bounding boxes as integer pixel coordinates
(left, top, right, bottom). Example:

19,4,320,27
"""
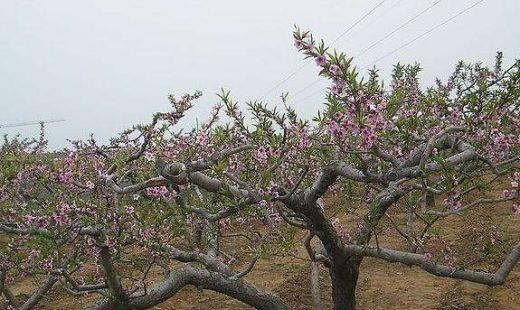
388,0,406,11
354,0,442,58
293,0,485,106
328,0,389,47
290,79,322,100
291,0,443,101
0,119,66,129
294,86,328,104
258,61,311,101
363,0,485,69
258,0,389,101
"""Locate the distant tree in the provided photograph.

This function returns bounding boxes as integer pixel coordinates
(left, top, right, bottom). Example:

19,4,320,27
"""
1,27,519,310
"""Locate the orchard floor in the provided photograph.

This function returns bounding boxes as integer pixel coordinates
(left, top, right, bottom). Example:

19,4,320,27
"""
8,194,520,309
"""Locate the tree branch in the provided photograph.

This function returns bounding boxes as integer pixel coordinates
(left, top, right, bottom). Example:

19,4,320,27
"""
84,267,291,310
343,241,520,286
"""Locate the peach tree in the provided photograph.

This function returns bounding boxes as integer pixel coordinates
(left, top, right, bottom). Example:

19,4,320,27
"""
1,28,519,310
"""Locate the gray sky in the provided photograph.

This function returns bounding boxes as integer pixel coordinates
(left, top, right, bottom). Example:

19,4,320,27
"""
1,0,519,149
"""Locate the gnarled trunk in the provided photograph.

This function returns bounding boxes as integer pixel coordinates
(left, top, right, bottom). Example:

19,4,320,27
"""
287,197,362,310
330,259,360,310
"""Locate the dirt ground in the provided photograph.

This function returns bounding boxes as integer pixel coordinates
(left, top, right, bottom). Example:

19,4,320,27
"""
5,193,520,310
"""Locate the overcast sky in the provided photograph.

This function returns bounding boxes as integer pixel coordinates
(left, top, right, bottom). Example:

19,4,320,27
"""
1,0,519,149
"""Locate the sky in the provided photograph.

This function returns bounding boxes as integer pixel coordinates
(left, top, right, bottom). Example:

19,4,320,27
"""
1,0,519,149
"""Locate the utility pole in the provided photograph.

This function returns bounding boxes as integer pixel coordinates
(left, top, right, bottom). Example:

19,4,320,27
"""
0,119,66,129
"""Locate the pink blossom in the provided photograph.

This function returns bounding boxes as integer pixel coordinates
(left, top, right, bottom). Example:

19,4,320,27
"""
196,132,209,146
254,146,270,165
513,204,520,215
267,183,279,198
331,82,344,96
124,205,135,215
42,258,53,271
328,121,342,135
443,196,462,211
24,215,49,229
305,43,315,53
51,212,71,226
145,186,174,199
449,107,463,124
294,39,304,49
315,54,327,67
503,189,513,198
360,127,377,150
290,125,310,149
442,246,454,265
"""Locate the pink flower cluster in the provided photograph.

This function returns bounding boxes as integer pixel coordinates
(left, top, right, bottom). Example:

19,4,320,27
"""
512,203,520,216
443,195,462,211
293,33,314,54
196,132,210,148
145,186,176,200
124,205,135,215
331,79,345,96
52,152,78,188
315,54,327,67
24,214,49,229
50,203,82,227
267,182,280,198
503,189,515,199
449,107,463,125
327,95,389,150
254,146,277,165
289,125,311,149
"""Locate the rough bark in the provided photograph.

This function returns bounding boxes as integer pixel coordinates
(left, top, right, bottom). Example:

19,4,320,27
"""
343,241,520,286
329,258,360,310
85,267,291,310
310,262,323,310
289,198,361,310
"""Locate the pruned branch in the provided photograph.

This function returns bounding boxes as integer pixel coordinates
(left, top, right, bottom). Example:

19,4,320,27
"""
427,196,516,217
419,126,466,170
229,255,259,280
19,273,60,310
343,241,520,286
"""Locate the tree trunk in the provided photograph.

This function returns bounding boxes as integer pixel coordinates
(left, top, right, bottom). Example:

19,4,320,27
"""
330,259,360,310
310,262,323,310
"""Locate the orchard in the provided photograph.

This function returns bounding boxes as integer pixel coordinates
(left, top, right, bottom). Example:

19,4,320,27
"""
1,28,519,310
